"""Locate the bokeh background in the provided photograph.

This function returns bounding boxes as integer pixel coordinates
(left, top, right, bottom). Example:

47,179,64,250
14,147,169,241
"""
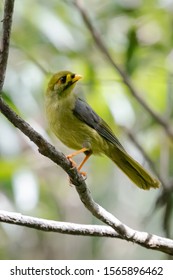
0,0,173,259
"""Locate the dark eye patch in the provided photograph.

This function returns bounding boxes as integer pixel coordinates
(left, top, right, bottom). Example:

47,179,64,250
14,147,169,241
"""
71,74,75,79
59,76,66,84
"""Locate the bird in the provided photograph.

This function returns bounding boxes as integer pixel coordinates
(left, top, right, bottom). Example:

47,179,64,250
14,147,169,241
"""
45,70,160,190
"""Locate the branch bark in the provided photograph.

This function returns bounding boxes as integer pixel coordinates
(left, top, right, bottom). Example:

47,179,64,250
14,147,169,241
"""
0,0,15,91
0,210,173,255
0,210,119,237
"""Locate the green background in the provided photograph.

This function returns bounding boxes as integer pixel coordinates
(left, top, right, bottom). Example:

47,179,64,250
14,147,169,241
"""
0,0,173,259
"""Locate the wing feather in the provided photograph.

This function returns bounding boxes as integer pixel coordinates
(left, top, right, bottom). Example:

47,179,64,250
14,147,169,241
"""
73,98,125,151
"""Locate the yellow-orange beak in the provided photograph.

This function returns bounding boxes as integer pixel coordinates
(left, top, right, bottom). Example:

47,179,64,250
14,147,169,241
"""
73,74,83,83
66,73,82,84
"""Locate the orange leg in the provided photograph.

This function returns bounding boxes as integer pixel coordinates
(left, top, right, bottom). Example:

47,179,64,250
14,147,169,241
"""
67,148,91,177
77,153,91,176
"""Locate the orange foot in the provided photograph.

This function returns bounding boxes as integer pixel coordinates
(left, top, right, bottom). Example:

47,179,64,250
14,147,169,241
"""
66,155,77,168
66,156,87,186
66,148,91,184
68,169,87,186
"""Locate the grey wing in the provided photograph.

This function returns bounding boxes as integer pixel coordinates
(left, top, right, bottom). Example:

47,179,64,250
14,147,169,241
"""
73,98,125,151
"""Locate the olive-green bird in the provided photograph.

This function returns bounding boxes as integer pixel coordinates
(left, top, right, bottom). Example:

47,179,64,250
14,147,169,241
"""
45,70,160,190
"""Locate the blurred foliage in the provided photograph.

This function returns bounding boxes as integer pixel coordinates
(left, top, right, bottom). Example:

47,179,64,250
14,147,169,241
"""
0,0,173,259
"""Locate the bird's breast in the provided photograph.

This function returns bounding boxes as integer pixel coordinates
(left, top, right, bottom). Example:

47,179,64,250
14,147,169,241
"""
46,97,108,154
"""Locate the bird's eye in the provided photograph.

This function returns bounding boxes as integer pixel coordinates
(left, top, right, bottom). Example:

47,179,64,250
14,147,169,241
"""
71,74,75,79
59,76,66,84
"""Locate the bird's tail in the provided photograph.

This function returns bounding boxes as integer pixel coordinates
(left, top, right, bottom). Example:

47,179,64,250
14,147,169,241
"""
106,146,160,190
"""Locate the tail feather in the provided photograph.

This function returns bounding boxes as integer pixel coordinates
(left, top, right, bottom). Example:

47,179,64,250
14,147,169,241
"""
106,146,160,190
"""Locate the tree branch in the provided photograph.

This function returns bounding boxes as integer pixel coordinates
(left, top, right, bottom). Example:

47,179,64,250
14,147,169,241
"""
0,210,173,255
74,0,173,140
0,210,118,238
0,0,15,91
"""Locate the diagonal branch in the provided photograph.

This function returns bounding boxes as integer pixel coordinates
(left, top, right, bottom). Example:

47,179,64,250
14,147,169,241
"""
1,97,173,255
0,97,145,237
0,0,15,91
74,0,173,140
0,97,131,239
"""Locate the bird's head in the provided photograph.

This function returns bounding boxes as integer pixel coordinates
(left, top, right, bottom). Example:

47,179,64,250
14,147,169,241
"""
46,71,82,99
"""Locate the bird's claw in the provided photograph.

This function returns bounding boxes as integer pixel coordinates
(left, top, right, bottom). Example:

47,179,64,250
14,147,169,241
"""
66,155,87,186
79,171,87,180
68,170,87,187
66,155,77,168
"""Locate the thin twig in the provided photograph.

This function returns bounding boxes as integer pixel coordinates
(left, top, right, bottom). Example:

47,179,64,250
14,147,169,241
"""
0,0,15,91
11,44,48,75
123,126,166,188
74,0,173,139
